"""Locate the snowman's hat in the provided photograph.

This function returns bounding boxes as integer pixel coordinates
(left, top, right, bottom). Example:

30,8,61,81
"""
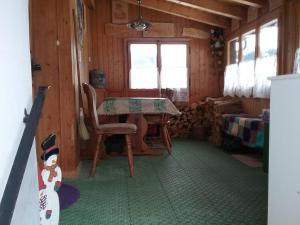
41,133,59,161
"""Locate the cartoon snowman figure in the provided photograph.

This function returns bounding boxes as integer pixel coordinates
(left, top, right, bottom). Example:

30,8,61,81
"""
39,134,62,225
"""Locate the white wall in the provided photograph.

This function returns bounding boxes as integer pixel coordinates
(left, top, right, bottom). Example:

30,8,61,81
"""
0,0,39,224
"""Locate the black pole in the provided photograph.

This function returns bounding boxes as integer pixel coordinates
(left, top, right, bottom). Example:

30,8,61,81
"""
0,86,48,225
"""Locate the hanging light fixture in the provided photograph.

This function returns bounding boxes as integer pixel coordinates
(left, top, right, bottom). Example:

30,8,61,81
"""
128,0,151,31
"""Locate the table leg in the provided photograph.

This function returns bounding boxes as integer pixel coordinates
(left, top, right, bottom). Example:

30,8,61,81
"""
127,114,161,155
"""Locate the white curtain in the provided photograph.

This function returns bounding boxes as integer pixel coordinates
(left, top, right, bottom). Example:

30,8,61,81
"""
160,67,189,102
236,60,255,97
172,88,189,102
223,64,239,97
294,48,300,74
253,55,277,98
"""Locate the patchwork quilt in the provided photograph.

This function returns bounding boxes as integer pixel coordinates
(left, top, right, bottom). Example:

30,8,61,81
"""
223,114,265,148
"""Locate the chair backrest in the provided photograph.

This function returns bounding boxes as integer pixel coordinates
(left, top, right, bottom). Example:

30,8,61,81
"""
82,83,99,130
161,88,174,101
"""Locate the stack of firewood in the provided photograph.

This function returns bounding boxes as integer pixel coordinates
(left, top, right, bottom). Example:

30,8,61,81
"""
168,103,203,138
168,97,243,144
202,97,243,145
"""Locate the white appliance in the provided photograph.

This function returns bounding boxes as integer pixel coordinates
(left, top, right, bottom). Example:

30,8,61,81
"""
268,74,300,225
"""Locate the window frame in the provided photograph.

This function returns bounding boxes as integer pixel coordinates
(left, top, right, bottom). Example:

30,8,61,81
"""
258,18,279,75
227,37,240,65
241,29,257,62
258,19,279,58
226,10,282,72
128,42,159,89
125,38,190,90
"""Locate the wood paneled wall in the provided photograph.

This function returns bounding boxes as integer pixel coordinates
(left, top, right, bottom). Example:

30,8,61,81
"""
285,0,300,74
30,0,80,176
30,0,61,163
225,0,300,115
85,0,220,104
239,98,270,116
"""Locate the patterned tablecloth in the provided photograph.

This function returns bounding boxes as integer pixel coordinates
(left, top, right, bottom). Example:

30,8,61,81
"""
97,97,181,115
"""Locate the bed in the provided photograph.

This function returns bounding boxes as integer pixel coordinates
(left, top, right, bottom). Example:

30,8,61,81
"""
222,114,265,148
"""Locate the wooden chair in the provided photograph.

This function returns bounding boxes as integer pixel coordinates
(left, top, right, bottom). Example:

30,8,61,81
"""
160,88,174,153
82,83,137,177
146,88,174,154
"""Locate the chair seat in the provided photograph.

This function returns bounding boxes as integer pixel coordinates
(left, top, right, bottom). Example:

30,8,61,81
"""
97,123,137,135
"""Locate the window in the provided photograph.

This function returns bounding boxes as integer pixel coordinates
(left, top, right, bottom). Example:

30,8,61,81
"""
236,30,256,97
128,41,189,101
224,18,279,99
228,38,239,64
242,30,256,61
129,44,158,89
160,44,188,89
259,20,278,58
253,19,278,98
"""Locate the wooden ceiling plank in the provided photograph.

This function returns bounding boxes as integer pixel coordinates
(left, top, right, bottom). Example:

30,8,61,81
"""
122,0,230,28
166,0,246,20
227,0,266,8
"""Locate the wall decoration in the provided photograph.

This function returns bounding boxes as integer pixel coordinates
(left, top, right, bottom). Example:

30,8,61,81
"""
39,134,62,225
143,23,175,37
112,0,129,24
210,28,225,76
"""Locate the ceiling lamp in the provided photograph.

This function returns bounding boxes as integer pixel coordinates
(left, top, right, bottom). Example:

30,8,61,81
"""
128,0,151,31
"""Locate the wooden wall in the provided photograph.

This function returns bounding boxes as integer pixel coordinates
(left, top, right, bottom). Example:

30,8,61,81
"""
30,0,80,176
84,0,221,104
225,0,300,116
29,0,300,171
285,0,300,74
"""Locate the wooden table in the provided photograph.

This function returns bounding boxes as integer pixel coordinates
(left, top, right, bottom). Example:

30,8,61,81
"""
97,97,180,155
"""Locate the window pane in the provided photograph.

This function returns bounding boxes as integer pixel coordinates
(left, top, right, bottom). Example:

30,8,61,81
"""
229,39,239,64
259,20,278,57
242,30,256,61
161,68,188,89
130,68,158,89
130,44,157,89
160,44,187,88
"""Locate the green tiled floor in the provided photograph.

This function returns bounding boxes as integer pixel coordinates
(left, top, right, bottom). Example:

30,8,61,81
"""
60,139,267,225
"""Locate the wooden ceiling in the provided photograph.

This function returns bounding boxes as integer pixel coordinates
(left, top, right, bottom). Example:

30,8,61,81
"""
121,0,267,28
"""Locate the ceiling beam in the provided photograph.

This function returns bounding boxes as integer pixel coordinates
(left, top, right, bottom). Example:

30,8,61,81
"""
227,0,266,8
166,0,246,20
122,0,230,28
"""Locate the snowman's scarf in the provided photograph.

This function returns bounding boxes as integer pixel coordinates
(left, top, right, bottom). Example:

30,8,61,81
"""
44,164,58,182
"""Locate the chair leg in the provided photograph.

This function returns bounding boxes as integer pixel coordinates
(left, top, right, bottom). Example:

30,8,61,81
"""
90,134,103,177
87,132,97,159
99,137,108,160
125,134,134,177
162,125,172,154
166,127,172,148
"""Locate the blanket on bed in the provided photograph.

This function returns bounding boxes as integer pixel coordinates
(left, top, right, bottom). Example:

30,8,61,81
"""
223,114,265,148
